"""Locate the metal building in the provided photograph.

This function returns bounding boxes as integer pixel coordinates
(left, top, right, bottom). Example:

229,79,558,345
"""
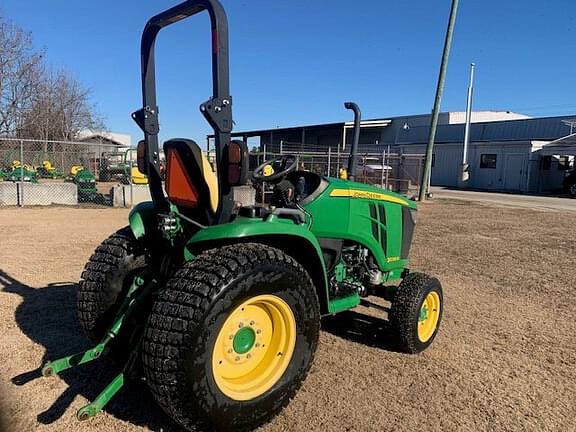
211,111,576,193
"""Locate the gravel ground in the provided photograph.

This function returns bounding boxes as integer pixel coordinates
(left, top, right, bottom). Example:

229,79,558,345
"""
0,200,574,432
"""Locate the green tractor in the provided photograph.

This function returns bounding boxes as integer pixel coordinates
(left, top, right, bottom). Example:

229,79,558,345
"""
64,165,100,203
99,151,130,182
74,168,99,203
6,164,38,183
42,1,443,430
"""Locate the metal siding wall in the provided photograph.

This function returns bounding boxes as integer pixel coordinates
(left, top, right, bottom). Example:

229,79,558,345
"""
468,142,531,191
430,144,462,186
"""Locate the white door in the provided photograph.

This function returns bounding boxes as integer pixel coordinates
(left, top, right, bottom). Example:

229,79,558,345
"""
503,154,525,191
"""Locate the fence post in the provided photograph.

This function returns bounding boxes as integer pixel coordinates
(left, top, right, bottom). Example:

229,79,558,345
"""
19,139,24,207
385,146,390,190
96,144,100,180
380,149,385,189
327,147,331,177
129,151,134,208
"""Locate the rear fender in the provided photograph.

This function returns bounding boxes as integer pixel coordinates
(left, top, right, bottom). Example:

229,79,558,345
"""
186,217,330,315
128,201,156,240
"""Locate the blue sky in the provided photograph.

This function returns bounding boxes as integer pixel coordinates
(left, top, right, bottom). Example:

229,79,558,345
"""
2,0,575,145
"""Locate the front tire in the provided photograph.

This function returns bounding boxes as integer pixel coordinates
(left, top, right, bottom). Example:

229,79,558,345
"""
77,227,145,341
389,272,443,354
142,243,320,432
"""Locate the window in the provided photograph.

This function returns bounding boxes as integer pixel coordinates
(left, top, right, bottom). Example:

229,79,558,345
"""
480,154,497,169
558,156,570,171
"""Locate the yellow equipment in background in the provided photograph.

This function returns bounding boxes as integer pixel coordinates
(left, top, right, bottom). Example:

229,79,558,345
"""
42,160,56,171
70,165,85,177
130,166,148,184
12,160,34,171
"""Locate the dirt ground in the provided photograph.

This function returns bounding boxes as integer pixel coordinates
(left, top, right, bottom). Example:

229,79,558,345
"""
0,200,575,432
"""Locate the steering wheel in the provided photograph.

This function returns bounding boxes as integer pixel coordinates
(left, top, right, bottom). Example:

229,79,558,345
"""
252,154,297,183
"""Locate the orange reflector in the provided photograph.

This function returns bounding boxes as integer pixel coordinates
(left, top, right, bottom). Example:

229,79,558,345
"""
166,149,199,207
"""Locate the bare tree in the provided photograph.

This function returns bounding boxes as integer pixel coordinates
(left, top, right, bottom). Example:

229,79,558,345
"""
0,16,44,136
0,15,104,140
18,71,104,141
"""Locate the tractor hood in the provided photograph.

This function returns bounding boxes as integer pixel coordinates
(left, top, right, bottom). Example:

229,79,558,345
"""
302,176,417,274
319,177,417,210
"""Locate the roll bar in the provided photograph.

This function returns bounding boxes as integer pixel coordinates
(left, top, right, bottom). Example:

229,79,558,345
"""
344,102,361,182
132,0,233,220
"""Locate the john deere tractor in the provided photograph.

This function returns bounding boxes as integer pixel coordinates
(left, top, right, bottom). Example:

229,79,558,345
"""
42,1,443,430
6,161,38,183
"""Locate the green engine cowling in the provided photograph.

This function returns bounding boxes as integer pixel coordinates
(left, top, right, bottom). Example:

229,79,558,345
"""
303,177,417,281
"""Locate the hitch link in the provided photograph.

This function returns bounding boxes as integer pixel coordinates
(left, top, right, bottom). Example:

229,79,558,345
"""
41,274,155,419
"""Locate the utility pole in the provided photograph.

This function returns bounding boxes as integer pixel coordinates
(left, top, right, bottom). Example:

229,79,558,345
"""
418,0,460,201
460,62,475,186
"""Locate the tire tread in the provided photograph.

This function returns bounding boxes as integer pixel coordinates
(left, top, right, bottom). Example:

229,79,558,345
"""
142,242,319,431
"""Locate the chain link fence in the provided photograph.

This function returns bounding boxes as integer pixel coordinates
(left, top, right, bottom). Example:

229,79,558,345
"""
1,137,424,208
254,141,425,196
0,137,145,207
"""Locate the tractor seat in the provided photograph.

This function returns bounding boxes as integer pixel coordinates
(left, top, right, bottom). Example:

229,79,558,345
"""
164,139,219,224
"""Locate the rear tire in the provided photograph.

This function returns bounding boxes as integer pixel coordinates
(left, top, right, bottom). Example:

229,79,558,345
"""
77,227,146,341
142,243,320,432
389,272,443,354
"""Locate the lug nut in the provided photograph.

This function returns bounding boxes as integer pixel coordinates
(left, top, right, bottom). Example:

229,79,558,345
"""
235,356,240,361
247,354,251,359
228,349,233,354
250,321,255,326
256,329,261,334
239,322,244,328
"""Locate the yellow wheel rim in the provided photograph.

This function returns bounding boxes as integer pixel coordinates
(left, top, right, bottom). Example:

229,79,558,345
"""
211,294,296,401
417,291,441,343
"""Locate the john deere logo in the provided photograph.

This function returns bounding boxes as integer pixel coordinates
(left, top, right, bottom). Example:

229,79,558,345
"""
329,189,409,206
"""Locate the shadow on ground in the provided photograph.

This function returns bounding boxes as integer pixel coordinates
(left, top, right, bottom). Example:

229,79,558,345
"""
321,307,398,352
0,268,399,431
0,269,183,431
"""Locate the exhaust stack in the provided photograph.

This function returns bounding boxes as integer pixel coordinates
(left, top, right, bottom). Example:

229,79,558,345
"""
344,102,361,181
